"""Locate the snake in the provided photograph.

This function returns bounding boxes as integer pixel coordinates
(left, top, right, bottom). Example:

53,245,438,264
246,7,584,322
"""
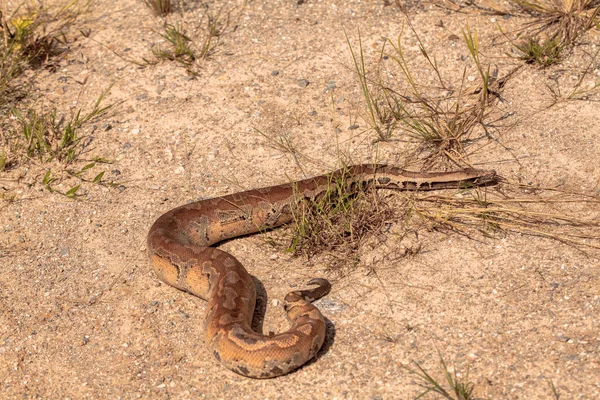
147,164,496,378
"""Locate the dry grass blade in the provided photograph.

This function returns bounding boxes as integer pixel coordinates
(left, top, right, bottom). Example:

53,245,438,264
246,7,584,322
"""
510,0,600,46
408,182,600,250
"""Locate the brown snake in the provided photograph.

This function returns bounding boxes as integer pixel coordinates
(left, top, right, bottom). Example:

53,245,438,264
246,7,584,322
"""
147,164,496,378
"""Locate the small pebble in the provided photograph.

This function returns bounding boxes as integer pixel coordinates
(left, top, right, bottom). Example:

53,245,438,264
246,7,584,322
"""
297,78,309,88
271,70,279,76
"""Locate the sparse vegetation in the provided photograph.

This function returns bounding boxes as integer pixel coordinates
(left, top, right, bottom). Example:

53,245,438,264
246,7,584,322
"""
142,0,172,17
153,23,196,66
510,0,600,47
0,0,87,112
0,1,115,196
287,166,395,269
404,354,475,400
549,379,561,399
407,182,600,250
545,45,600,102
346,25,511,168
151,4,230,72
513,36,565,66
9,90,112,164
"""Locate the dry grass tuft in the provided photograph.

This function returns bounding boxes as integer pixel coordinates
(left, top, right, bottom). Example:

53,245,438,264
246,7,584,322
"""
407,180,600,250
510,0,600,46
284,171,600,272
286,166,395,270
346,24,515,168
142,0,171,17
150,4,231,73
0,0,88,112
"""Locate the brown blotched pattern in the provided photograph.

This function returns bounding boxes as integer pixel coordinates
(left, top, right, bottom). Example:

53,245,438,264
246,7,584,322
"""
147,164,496,378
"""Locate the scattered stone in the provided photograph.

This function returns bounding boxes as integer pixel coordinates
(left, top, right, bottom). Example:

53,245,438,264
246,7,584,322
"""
308,110,317,116
348,124,359,130
318,298,345,312
325,81,337,91
60,247,70,257
297,78,309,88
557,335,570,342
271,70,279,76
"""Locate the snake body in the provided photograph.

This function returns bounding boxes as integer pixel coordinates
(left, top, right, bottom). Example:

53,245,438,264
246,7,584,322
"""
147,164,496,378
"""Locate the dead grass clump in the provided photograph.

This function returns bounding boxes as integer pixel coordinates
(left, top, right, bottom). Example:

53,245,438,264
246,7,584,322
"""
510,0,600,46
408,181,600,250
142,0,171,17
495,0,600,67
286,169,600,271
288,167,395,268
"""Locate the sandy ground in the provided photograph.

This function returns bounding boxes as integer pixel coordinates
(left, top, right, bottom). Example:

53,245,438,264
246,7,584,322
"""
1,0,600,398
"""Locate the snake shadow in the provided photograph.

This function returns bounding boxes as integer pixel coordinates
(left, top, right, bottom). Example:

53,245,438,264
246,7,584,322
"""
250,276,336,365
